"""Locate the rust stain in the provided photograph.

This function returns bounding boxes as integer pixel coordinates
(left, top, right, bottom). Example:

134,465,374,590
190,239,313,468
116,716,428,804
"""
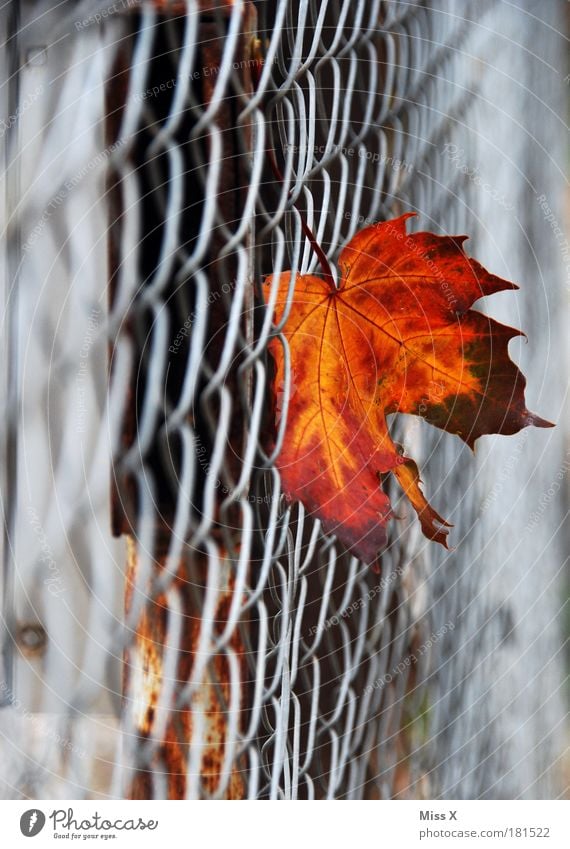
130,613,164,736
125,540,247,799
184,566,248,798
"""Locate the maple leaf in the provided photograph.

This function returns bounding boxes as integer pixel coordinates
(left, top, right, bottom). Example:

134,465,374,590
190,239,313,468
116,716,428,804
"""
262,214,552,562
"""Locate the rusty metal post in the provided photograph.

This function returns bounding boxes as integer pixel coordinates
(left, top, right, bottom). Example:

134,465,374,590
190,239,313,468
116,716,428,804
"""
105,0,257,799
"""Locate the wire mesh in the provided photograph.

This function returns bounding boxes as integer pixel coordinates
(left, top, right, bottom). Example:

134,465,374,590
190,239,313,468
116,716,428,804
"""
0,0,567,800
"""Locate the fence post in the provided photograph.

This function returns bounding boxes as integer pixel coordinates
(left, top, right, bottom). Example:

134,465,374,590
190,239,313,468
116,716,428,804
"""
105,0,257,799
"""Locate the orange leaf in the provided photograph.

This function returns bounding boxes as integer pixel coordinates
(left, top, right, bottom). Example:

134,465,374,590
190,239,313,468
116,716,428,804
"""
262,214,552,562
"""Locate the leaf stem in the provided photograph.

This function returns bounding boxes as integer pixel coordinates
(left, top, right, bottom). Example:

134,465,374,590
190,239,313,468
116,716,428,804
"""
265,141,336,292
251,47,336,290
265,143,336,292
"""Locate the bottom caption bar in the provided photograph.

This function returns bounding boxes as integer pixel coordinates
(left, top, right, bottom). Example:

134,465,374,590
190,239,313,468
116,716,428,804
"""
2,800,568,847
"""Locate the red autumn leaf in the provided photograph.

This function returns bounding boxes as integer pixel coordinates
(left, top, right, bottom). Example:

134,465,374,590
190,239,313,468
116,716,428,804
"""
262,213,552,562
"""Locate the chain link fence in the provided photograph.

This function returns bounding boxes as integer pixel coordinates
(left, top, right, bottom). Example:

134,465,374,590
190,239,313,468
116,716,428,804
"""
0,0,567,800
